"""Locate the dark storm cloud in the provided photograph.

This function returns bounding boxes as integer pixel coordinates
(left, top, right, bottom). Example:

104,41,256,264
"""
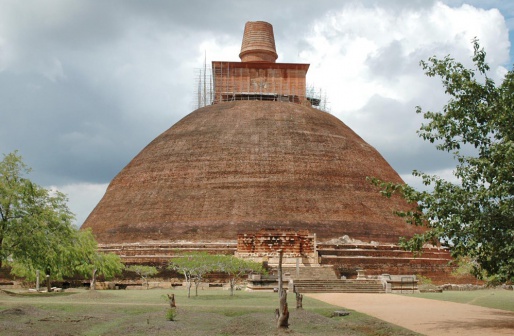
0,0,208,185
0,0,343,186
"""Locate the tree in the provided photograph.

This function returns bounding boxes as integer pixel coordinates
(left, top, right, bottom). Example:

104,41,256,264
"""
214,254,264,296
370,40,514,281
73,229,124,290
1,151,77,288
125,265,158,289
169,252,215,298
169,253,264,297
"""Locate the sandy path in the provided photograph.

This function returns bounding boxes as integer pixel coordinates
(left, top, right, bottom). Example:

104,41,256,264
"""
307,293,514,336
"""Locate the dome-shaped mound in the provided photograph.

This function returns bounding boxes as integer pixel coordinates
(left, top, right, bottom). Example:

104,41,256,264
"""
82,101,424,243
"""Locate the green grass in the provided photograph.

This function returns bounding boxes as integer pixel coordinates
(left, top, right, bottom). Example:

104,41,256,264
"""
403,288,514,312
0,288,419,336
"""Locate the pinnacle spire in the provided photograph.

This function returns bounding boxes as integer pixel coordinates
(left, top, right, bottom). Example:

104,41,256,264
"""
239,21,278,63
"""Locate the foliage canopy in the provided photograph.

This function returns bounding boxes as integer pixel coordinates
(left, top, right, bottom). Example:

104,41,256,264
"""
169,252,264,297
371,40,514,282
1,151,123,286
126,264,158,289
0,151,76,278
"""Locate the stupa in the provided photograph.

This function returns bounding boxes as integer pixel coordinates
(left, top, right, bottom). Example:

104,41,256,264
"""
82,22,457,282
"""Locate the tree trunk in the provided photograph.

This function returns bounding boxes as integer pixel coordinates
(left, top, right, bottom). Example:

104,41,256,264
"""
296,291,303,309
229,278,235,296
276,249,289,329
167,294,176,308
90,269,97,290
194,278,200,296
186,275,192,298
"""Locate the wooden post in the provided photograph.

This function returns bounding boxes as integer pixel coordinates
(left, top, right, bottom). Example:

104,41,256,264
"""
36,270,40,292
276,249,289,329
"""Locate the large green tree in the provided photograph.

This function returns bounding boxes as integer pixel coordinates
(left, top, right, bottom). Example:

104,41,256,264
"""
0,151,77,284
371,40,514,281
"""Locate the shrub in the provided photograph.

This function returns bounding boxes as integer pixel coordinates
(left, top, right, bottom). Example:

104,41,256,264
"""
165,308,177,321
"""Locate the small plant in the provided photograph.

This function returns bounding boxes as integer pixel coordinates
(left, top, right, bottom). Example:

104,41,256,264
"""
165,308,177,321
417,274,432,285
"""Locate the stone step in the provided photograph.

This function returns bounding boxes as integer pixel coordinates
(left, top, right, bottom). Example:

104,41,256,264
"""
293,279,385,294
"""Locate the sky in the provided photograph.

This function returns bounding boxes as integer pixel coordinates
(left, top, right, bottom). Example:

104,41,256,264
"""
1,0,513,227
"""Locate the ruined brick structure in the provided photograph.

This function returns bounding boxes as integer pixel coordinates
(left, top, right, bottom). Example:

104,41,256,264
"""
82,21,461,283
236,229,317,265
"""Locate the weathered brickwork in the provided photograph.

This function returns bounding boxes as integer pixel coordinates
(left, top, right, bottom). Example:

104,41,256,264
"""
318,243,466,284
239,21,278,63
92,239,464,283
82,101,425,244
212,21,310,105
211,61,310,105
237,228,315,257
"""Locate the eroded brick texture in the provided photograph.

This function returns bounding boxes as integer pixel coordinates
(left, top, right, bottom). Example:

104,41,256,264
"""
82,101,425,244
237,228,315,257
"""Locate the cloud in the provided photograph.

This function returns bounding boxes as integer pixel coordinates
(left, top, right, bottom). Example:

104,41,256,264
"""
0,0,511,227
297,1,509,177
50,182,108,227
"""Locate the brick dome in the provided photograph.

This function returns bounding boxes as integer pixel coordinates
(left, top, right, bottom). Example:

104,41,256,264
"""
82,101,424,243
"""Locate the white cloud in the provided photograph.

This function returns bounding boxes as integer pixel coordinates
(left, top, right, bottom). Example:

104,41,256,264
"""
401,167,460,190
50,183,108,227
296,1,509,175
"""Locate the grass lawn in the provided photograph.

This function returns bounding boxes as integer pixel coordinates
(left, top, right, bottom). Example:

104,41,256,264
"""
403,288,514,312
0,288,420,336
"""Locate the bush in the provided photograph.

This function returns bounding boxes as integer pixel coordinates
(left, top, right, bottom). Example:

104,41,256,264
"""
165,308,177,321
417,274,432,285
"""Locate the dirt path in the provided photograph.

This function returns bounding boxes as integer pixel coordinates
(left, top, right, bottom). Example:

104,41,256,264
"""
307,293,514,336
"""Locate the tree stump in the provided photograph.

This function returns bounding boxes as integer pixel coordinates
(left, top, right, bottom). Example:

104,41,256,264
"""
167,294,176,308
277,290,289,328
296,291,303,309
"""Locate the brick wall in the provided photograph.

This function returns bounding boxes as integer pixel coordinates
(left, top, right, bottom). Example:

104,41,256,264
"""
211,61,310,105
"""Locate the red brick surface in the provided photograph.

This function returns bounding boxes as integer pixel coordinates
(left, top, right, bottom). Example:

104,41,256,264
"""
211,61,310,105
237,228,315,256
82,101,425,244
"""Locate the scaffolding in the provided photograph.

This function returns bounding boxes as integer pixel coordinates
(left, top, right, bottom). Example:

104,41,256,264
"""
193,66,214,110
193,62,330,112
